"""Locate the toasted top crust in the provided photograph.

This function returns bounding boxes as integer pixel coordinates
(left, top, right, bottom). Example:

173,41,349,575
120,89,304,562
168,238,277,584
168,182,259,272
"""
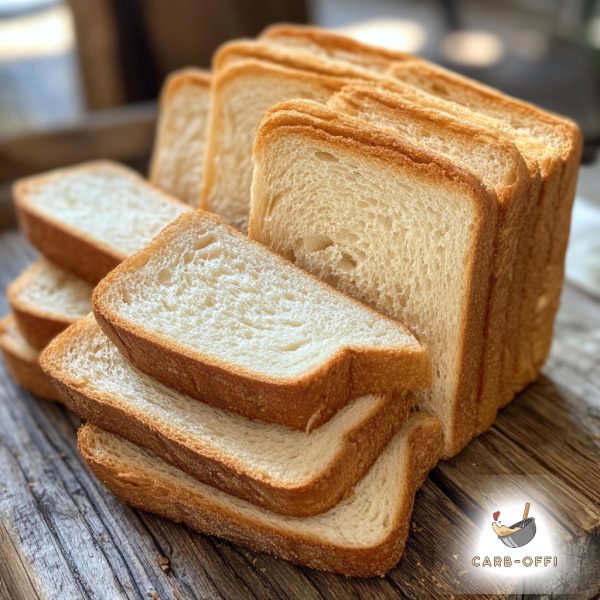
388,62,582,164
260,23,416,71
328,84,528,205
213,39,385,82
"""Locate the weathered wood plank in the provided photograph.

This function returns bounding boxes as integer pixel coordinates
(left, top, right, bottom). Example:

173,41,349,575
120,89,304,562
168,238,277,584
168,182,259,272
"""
0,230,598,599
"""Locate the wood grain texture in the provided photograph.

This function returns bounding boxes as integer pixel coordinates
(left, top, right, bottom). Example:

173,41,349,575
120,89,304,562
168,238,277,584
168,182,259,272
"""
0,231,598,599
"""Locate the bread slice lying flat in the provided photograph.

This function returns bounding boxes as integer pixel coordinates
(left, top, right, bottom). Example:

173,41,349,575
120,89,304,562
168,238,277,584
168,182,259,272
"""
93,211,429,432
327,85,530,450
8,259,92,350
388,62,582,422
14,161,190,284
41,314,415,517
149,68,211,206
79,414,442,577
0,314,59,401
249,100,496,457
201,58,369,231
260,23,416,75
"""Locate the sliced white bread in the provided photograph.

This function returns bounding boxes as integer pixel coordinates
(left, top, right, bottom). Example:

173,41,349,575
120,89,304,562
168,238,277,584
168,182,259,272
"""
79,414,442,577
149,68,211,206
0,314,59,401
8,259,92,350
41,314,416,517
249,100,497,457
201,58,371,231
387,62,582,418
259,23,416,74
14,161,190,284
92,211,429,432
327,85,530,448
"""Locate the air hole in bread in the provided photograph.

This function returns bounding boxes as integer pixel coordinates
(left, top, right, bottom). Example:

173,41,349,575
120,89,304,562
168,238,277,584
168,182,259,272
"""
279,340,306,352
337,252,357,273
194,234,215,251
295,234,334,253
430,81,449,97
282,319,303,328
120,286,131,304
204,293,215,308
157,268,172,285
314,151,339,163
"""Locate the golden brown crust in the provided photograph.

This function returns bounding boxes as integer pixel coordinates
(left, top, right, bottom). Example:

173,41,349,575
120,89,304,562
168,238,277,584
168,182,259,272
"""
41,316,415,516
93,210,430,432
14,161,188,284
259,23,417,69
7,260,82,349
251,100,497,456
78,415,442,577
0,316,59,401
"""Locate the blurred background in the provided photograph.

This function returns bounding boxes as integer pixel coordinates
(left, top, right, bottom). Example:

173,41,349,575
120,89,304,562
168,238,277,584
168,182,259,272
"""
0,0,599,293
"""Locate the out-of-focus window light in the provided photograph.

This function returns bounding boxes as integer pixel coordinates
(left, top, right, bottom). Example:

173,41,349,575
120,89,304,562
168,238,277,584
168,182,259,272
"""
339,19,427,54
0,3,74,61
589,17,600,49
443,30,505,67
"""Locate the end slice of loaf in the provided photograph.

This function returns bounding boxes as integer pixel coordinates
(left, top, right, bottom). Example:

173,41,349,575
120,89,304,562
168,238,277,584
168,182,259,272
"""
79,415,442,577
93,211,429,432
249,100,497,457
0,314,59,401
327,85,531,449
41,314,415,517
201,58,369,231
14,160,190,283
8,259,92,350
149,68,211,206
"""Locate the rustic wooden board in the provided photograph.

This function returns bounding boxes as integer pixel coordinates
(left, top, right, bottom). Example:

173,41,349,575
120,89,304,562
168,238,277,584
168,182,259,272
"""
0,231,598,599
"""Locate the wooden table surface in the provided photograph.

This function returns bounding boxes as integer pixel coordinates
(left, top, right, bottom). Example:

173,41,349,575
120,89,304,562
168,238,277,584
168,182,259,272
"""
0,230,598,600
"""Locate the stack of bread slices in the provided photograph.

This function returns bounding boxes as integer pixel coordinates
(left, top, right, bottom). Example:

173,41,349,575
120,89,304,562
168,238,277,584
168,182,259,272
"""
0,25,581,577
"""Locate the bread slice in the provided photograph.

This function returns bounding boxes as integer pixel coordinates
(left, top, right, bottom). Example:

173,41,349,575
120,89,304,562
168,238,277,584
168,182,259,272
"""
14,161,190,284
200,58,370,231
149,68,211,206
8,259,92,350
0,314,59,401
387,62,582,417
259,23,416,74
249,100,497,457
327,85,530,449
41,314,416,517
93,211,429,432
78,414,442,576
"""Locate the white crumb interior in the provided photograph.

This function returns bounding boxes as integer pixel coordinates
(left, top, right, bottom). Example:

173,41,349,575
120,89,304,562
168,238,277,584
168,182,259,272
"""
24,165,189,255
152,83,211,205
15,260,92,318
99,216,419,379
90,421,414,547
55,316,384,484
251,134,476,436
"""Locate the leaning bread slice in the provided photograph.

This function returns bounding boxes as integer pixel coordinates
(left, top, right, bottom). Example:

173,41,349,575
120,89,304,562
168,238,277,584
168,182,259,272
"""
327,85,530,447
93,211,429,432
8,259,92,350
201,59,369,231
79,415,442,577
41,314,415,517
149,68,211,206
260,23,416,74
15,161,190,283
249,100,496,457
0,314,59,401
388,62,582,414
